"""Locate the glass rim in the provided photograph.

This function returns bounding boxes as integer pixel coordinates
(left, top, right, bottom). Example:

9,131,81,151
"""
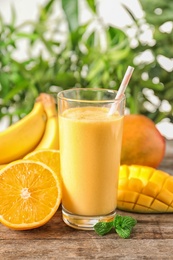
57,88,125,103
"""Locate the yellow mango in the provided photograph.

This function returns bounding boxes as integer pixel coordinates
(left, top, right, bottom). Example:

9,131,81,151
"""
149,170,169,188
156,189,173,205
168,206,173,211
118,190,139,203
163,178,173,192
136,194,154,208
128,178,143,193
128,165,141,179
150,199,168,212
118,165,173,213
119,165,130,179
142,181,160,198
139,166,154,185
118,178,129,190
133,204,155,213
118,201,134,211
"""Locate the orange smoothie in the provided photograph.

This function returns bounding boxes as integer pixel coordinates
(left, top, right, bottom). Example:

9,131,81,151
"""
59,106,124,216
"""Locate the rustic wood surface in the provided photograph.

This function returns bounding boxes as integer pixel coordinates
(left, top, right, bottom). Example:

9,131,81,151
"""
0,140,173,260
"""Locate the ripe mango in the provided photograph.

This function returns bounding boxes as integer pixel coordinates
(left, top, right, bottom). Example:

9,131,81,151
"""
118,165,173,213
121,114,165,168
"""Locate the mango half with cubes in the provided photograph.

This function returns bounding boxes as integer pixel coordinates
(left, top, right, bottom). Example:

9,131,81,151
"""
118,165,173,213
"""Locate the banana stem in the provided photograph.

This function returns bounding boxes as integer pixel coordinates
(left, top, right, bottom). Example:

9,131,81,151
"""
37,93,57,118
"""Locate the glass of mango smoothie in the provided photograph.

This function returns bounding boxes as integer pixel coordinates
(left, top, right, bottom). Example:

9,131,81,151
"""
58,88,125,230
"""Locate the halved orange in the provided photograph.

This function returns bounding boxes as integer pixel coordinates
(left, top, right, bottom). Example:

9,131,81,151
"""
0,160,62,230
24,149,60,179
0,164,6,170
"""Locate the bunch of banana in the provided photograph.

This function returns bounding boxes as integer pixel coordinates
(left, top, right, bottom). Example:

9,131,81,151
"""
0,93,59,168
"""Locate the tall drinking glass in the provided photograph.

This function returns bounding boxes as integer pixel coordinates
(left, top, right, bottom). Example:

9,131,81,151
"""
58,88,125,230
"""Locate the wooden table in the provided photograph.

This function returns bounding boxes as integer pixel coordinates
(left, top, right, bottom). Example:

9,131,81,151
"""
1,140,173,259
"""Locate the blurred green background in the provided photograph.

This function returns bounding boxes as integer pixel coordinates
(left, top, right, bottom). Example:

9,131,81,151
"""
0,0,173,128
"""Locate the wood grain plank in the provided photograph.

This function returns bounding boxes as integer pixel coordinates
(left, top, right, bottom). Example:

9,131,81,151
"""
1,210,173,240
1,239,173,259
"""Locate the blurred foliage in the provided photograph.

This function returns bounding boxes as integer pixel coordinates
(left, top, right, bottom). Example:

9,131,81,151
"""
0,0,173,125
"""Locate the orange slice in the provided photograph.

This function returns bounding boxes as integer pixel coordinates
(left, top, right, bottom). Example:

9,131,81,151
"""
24,149,60,179
0,160,62,230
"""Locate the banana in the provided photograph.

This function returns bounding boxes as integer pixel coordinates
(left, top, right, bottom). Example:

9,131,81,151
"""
35,93,59,150
0,99,47,164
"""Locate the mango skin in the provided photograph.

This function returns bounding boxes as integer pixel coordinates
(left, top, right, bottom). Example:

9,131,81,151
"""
118,165,173,213
121,115,166,168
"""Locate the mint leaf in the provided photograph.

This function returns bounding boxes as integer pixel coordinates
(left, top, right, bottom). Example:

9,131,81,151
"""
94,214,137,238
113,215,137,228
116,226,132,239
113,215,137,239
94,221,113,236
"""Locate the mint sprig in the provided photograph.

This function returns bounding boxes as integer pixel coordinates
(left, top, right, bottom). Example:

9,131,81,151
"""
94,214,137,239
93,221,113,236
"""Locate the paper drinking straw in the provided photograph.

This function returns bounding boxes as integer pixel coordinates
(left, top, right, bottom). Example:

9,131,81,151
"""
108,66,134,115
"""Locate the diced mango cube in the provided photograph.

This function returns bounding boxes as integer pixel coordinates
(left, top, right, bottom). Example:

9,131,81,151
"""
117,201,134,211
156,189,173,205
118,190,139,203
149,170,169,188
142,181,160,197
169,200,173,208
139,166,154,185
133,204,155,213
119,165,129,179
150,199,168,212
163,177,173,192
128,165,141,179
137,194,153,208
167,206,173,213
118,178,128,189
128,178,143,193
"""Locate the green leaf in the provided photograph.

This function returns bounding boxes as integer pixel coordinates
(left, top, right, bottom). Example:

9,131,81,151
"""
116,227,132,239
44,0,54,13
86,0,97,14
141,80,164,91
85,30,95,48
10,5,16,27
55,73,77,88
16,32,38,41
38,0,54,22
114,215,137,228
94,214,137,238
87,59,105,81
164,86,173,100
107,47,130,62
94,221,113,236
61,0,79,32
122,4,138,25
113,215,137,239
0,73,10,96
107,26,128,47
3,82,28,103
